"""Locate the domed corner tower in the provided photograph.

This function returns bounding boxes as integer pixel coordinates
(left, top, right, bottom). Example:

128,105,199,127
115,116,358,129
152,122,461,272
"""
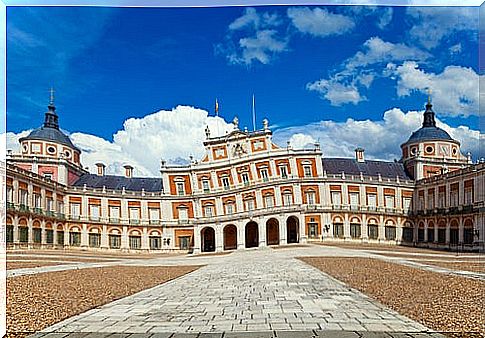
14,89,87,185
400,98,470,180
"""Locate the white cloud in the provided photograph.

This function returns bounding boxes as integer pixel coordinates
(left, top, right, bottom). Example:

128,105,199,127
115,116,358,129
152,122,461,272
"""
273,107,482,161
287,7,355,37
449,43,462,54
307,79,365,106
7,106,234,177
377,7,393,29
308,37,429,105
288,133,316,149
406,7,478,49
391,61,479,117
217,8,288,66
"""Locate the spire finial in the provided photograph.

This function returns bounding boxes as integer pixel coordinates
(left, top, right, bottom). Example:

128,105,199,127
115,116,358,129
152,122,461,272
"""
49,87,55,106
427,87,432,105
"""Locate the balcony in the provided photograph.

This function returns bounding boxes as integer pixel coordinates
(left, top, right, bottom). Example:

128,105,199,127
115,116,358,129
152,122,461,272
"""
45,210,56,217
57,213,66,220
33,207,43,215
149,219,160,225
7,202,15,210
109,218,120,224
19,204,29,212
178,219,190,225
129,219,140,225
69,215,81,221
90,216,100,222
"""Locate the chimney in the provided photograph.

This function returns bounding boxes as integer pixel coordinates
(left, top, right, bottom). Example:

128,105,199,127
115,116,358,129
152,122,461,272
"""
124,165,134,178
95,163,106,176
355,148,365,162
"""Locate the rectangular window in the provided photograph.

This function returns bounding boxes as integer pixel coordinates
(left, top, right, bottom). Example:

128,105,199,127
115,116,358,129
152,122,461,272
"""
7,187,13,203
204,205,214,217
46,198,53,211
109,206,120,222
464,188,473,205
19,227,28,243
46,230,54,244
306,192,315,205
303,165,312,177
202,179,210,193
109,235,121,249
403,198,411,212
368,225,378,239
90,205,100,221
71,203,80,218
57,231,64,245
367,194,377,210
150,236,161,250
309,223,318,238
222,177,230,190
19,190,28,206
178,208,188,220
129,208,140,220
333,223,344,238
331,191,341,206
385,195,395,209
179,236,191,250
241,173,249,185
225,203,234,215
350,223,361,238
280,166,288,179
385,226,396,240
283,193,292,206
33,228,42,243
264,195,274,208
149,208,160,223
260,169,269,181
176,182,185,196
245,199,255,211
129,236,141,249
34,194,41,208
89,233,101,247
349,193,359,206
70,232,81,246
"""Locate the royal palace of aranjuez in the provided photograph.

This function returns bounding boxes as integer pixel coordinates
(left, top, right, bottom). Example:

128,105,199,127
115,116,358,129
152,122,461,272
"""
5,94,485,253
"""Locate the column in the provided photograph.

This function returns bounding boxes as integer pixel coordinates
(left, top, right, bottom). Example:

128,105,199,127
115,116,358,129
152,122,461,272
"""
445,220,451,244
362,214,368,241
101,225,109,249
81,223,88,249
434,223,439,243
343,213,350,240
41,219,46,247
141,227,149,250
299,214,307,243
378,215,385,241
258,218,266,247
458,217,464,244
13,216,19,247
279,215,287,245
238,221,245,250
121,226,129,251
216,224,224,252
27,217,33,248
193,226,201,254
396,217,403,243
424,219,428,242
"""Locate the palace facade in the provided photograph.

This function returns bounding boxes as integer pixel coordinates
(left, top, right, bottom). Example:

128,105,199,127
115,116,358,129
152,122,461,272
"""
5,97,485,252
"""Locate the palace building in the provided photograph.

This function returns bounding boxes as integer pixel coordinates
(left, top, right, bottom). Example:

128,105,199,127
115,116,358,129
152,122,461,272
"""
5,94,485,253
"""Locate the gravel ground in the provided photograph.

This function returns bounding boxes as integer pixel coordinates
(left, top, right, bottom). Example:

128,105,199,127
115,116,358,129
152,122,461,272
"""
418,261,485,274
7,262,69,270
300,256,485,336
6,265,200,338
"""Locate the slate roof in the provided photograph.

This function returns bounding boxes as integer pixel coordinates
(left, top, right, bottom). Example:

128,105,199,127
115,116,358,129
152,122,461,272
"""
72,174,163,192
406,126,454,143
20,127,79,150
322,158,411,180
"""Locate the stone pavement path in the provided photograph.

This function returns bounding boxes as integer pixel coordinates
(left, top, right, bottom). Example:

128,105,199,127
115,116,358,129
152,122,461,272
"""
40,248,433,336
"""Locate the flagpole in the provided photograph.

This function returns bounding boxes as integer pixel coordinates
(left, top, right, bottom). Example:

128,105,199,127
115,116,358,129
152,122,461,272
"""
215,98,220,136
252,94,256,131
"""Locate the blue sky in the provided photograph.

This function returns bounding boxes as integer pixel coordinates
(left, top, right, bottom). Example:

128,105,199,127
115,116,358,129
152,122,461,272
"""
6,5,482,176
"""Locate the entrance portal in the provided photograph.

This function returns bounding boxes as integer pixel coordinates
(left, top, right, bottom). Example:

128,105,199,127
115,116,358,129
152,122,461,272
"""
201,227,215,252
224,224,238,250
287,217,299,243
245,222,259,248
266,218,279,245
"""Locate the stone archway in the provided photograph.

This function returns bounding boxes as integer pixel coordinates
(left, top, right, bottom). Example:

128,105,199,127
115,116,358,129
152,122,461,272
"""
286,216,299,244
223,224,238,250
266,218,279,245
201,227,216,252
245,221,259,248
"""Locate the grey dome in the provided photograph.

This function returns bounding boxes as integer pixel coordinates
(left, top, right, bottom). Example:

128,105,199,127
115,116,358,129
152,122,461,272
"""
20,126,79,151
407,126,453,143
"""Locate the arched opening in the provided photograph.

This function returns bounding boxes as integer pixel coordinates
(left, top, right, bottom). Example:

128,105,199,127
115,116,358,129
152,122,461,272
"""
286,216,299,243
266,218,279,245
223,224,237,250
245,221,259,248
201,227,216,252
464,219,474,245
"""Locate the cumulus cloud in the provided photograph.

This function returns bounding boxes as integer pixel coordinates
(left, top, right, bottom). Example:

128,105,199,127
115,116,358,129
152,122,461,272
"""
307,37,429,105
288,133,316,149
216,8,288,66
287,7,355,37
390,61,479,117
7,106,234,177
273,108,482,161
406,7,478,49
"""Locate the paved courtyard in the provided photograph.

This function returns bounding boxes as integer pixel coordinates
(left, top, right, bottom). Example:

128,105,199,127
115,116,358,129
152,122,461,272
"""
36,247,437,337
